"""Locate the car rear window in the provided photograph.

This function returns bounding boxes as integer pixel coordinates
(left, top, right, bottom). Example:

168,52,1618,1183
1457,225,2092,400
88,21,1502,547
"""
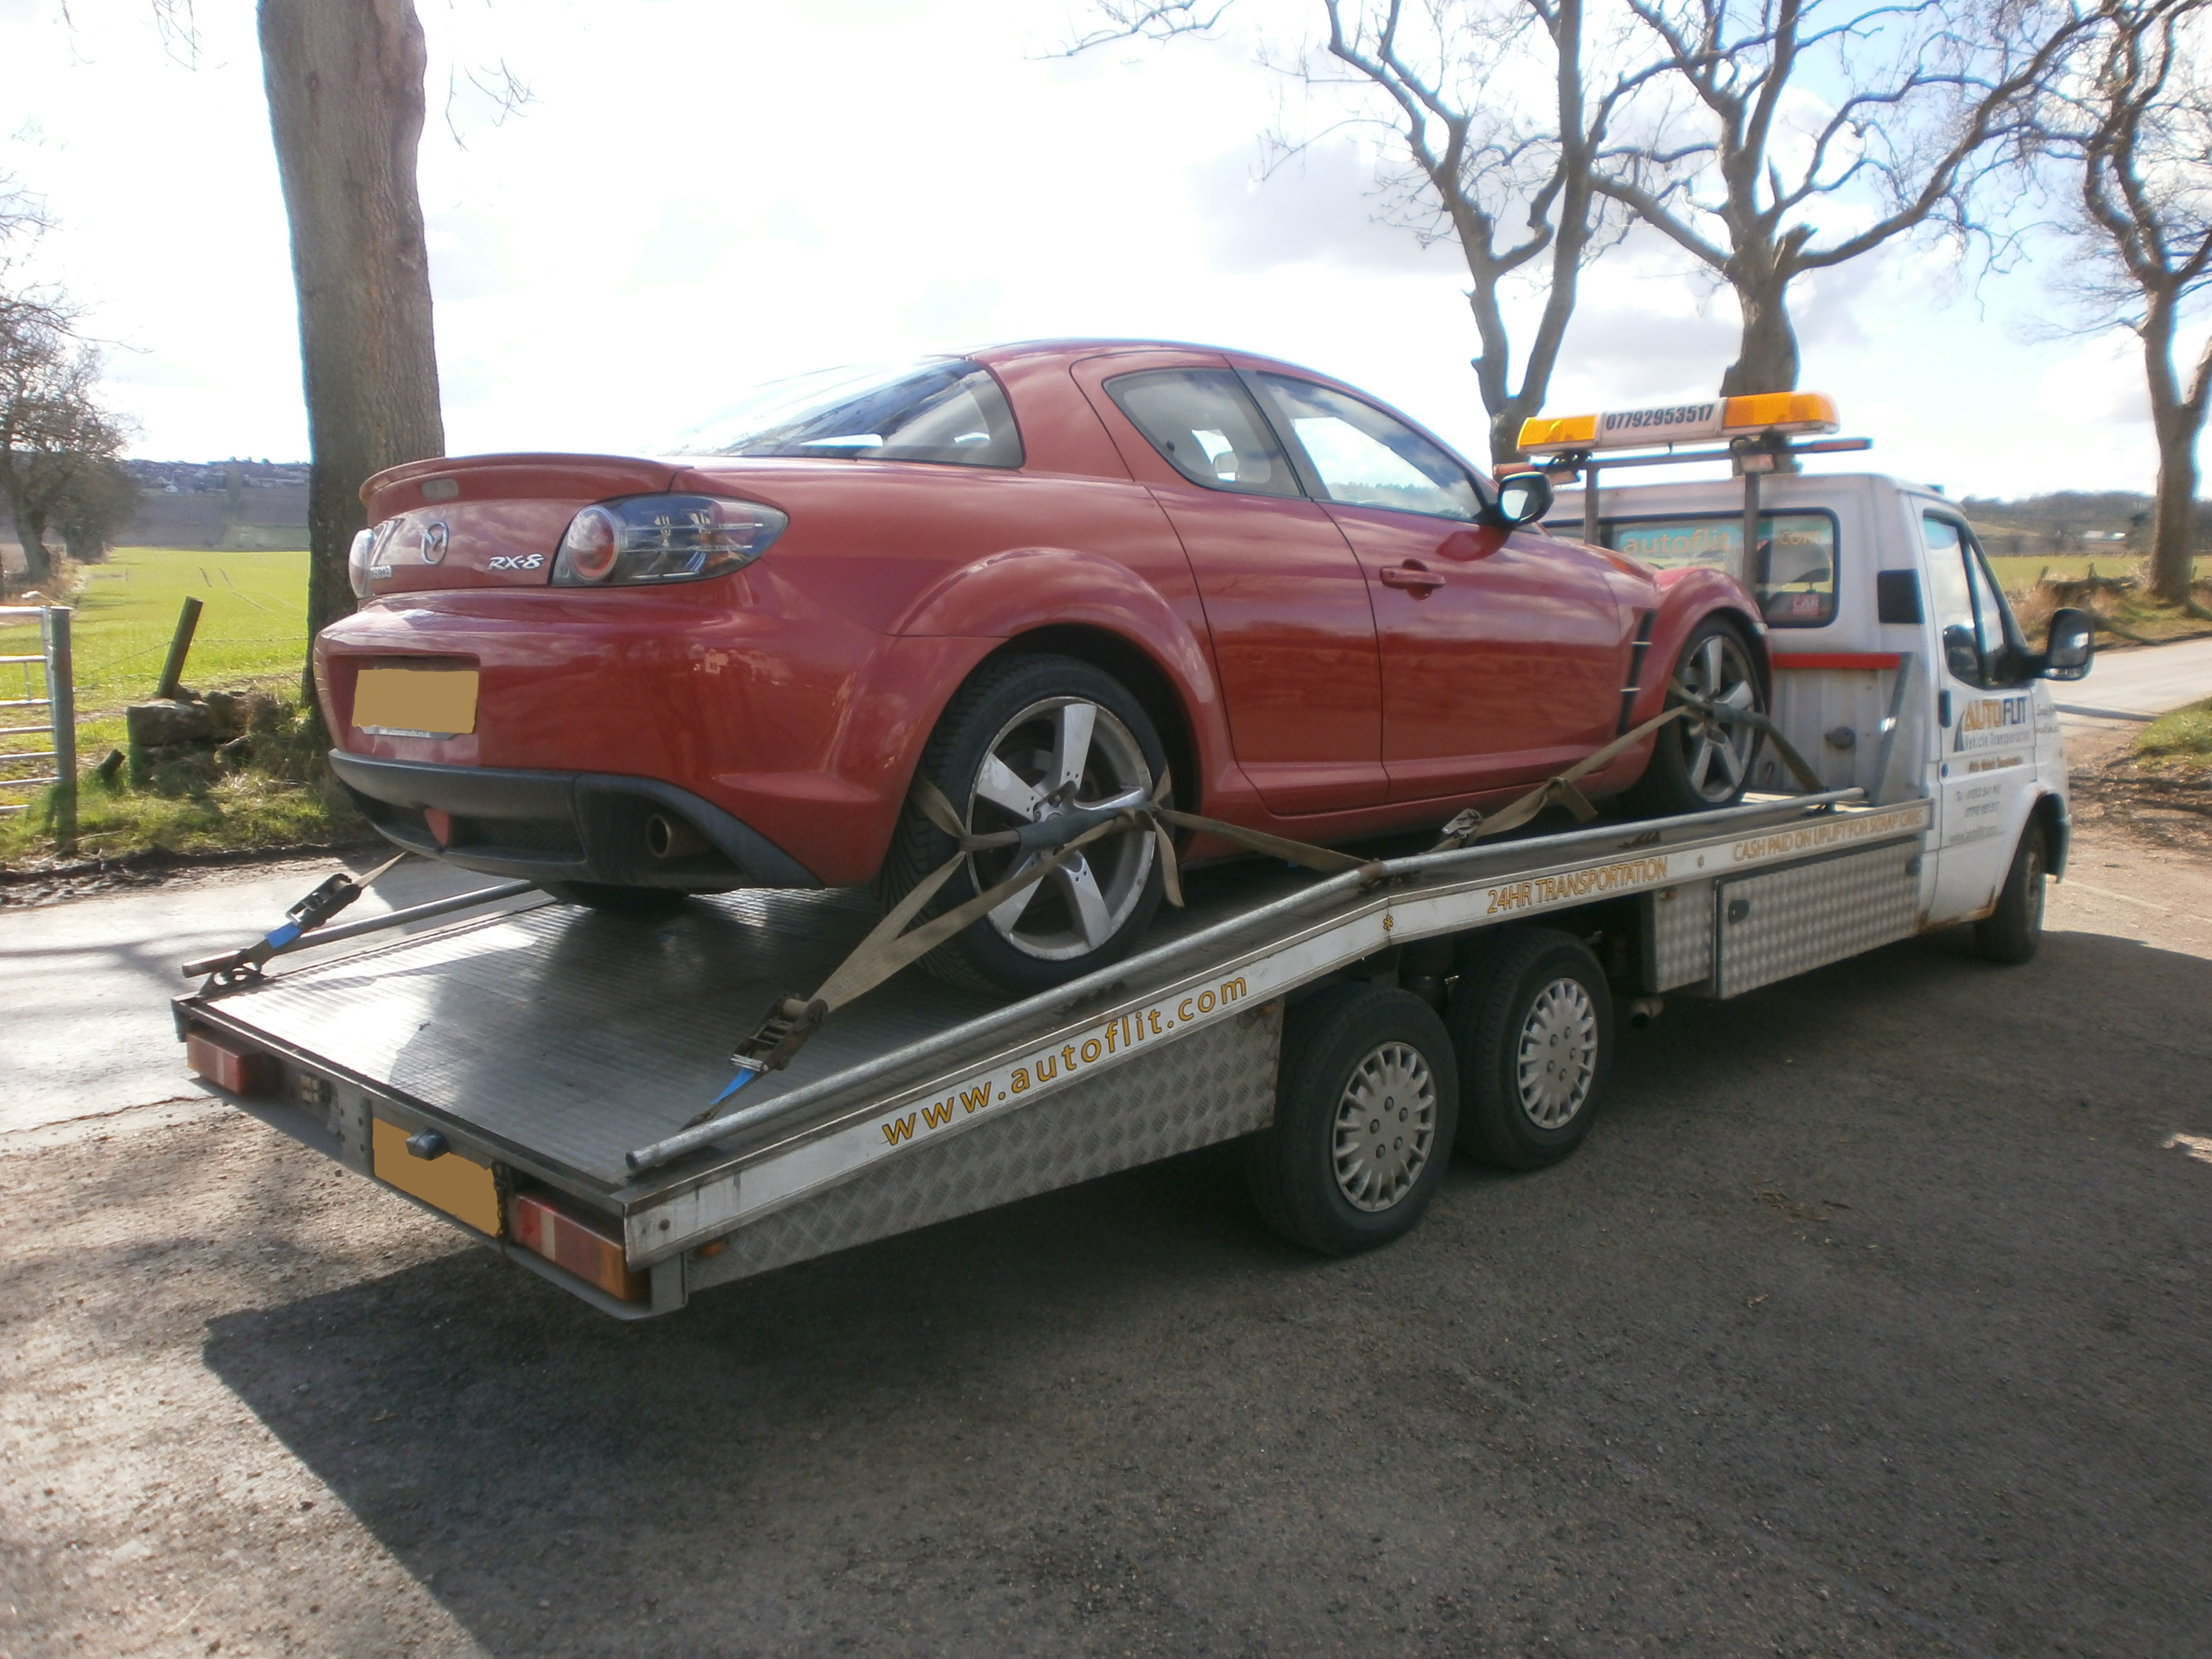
1602,511,1839,627
675,360,1024,467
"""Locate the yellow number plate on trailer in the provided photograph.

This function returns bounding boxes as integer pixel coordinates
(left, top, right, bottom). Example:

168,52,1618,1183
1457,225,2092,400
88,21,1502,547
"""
371,1118,502,1236
353,668,478,737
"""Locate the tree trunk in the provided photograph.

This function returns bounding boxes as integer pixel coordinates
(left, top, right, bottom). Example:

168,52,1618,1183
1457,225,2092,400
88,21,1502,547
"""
17,501,52,586
258,0,445,710
2138,299,2209,609
1719,274,1801,397
4,476,55,586
2148,404,2204,607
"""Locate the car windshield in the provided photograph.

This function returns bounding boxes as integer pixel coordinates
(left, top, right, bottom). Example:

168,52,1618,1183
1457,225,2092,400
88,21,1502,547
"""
669,360,1023,467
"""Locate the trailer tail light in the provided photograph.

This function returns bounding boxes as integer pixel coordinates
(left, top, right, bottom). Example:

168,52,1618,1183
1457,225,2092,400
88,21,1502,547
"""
510,1190,645,1302
187,1031,269,1096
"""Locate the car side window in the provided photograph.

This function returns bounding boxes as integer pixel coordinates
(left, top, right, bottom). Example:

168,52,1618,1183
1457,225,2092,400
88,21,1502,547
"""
1104,369,1302,498
1924,513,2027,687
1251,373,1482,522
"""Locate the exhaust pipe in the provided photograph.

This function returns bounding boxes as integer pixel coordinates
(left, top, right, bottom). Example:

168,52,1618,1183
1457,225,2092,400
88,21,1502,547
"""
1624,996,1665,1030
645,812,710,861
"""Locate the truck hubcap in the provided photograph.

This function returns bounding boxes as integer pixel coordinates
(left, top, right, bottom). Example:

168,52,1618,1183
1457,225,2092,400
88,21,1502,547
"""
1516,978,1597,1129
966,696,1155,962
1332,1041,1437,1211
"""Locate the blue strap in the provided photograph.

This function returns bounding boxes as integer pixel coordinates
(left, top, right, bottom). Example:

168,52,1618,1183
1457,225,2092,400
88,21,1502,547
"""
264,921,303,950
706,1068,760,1108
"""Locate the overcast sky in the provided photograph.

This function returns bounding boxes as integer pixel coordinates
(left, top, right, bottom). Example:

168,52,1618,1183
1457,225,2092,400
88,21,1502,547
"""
0,0,2199,501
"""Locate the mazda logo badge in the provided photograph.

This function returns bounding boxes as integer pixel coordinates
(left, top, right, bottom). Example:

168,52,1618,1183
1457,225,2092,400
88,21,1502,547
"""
421,521,449,565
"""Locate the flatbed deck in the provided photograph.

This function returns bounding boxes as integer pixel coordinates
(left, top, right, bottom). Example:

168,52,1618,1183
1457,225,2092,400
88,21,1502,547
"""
177,788,1929,1314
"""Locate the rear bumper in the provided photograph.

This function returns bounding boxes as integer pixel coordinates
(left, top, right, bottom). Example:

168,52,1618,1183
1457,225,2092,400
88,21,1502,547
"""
328,751,821,891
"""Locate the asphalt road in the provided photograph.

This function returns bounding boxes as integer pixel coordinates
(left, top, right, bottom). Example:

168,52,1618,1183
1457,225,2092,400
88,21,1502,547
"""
3,643,2210,1657
2053,633,2212,740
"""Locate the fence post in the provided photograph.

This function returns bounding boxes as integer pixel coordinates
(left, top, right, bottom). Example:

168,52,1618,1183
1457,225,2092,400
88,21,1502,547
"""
43,606,76,853
156,595,203,701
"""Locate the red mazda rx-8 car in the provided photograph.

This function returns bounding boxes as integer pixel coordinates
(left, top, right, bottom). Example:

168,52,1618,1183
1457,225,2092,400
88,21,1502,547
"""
316,340,1767,993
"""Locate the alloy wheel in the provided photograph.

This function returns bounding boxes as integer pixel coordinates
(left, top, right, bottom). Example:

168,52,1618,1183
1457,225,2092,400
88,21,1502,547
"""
1675,631,1761,803
964,696,1156,962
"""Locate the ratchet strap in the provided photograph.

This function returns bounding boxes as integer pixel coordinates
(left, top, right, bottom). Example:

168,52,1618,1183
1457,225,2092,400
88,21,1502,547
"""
688,775,1383,1122
183,852,409,986
689,678,1831,1124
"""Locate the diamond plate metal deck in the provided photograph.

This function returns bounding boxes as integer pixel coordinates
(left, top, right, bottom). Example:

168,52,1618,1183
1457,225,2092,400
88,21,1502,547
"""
1713,841,1921,998
192,869,1311,1190
686,1001,1281,1289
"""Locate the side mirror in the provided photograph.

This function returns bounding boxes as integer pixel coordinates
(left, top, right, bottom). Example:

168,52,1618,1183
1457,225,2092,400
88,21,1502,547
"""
2038,605,2094,682
1487,471,1553,528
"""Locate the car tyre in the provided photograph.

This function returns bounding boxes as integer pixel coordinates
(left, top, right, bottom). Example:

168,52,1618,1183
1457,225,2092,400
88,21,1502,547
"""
1621,618,1765,817
1448,927,1613,1171
1973,819,2047,964
881,653,1169,995
1244,983,1459,1256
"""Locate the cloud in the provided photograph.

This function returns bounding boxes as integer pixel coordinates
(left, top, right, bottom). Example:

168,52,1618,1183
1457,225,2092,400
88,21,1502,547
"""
762,200,827,250
1189,141,1443,276
901,277,1003,343
624,197,746,289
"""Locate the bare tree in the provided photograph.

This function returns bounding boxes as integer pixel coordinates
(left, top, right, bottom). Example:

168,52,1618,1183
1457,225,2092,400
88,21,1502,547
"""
2033,0,2212,609
0,180,137,590
54,456,142,564
1078,1,1650,464
256,0,447,698
1594,0,2095,396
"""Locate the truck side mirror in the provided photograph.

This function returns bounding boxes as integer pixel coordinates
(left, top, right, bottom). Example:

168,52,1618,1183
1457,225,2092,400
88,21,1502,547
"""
1487,471,1553,528
2038,606,2094,682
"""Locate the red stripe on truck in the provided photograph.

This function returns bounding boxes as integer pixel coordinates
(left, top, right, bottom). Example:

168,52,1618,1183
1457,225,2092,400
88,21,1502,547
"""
1770,652,1902,670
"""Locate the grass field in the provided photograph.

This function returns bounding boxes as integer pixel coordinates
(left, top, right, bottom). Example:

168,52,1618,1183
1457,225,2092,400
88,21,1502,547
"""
2136,696,2212,774
1,547,366,864
1987,554,2212,591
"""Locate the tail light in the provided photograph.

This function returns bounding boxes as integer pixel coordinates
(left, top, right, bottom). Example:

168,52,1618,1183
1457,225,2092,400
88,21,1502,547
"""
553,494,787,588
348,526,379,598
348,520,399,599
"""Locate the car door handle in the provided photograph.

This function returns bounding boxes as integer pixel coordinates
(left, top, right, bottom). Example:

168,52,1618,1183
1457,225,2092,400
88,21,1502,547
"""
1379,564,1445,593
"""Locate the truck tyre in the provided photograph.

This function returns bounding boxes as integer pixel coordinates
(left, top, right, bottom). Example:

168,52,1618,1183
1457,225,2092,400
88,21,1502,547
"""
881,653,1168,995
540,881,690,918
1448,927,1613,1170
1621,618,1765,817
1975,820,2048,965
1244,983,1459,1257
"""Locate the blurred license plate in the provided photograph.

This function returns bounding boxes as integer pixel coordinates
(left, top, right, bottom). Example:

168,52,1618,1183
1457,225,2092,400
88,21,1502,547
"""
371,1118,502,1236
353,668,478,737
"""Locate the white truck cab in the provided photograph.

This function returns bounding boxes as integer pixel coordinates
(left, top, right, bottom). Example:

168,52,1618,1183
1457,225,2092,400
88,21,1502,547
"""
1530,394,2095,939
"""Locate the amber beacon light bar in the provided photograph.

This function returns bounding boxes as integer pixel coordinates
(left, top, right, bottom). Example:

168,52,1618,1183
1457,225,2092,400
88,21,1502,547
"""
1512,392,1868,555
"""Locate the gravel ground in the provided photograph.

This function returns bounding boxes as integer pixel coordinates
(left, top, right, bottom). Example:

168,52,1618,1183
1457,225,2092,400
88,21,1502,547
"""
4,814,2211,1659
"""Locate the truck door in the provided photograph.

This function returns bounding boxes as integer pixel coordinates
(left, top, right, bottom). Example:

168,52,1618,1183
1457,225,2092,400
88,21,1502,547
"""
1921,511,2039,924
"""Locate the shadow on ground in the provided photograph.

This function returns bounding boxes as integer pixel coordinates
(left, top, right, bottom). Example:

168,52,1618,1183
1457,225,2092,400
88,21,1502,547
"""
191,926,2212,1657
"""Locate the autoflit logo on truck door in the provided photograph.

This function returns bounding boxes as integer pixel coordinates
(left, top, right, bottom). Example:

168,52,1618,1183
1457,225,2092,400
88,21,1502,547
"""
1953,695,2031,752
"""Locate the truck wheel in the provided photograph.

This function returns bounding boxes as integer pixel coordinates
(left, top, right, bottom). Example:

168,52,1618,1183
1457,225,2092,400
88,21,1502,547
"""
1621,618,1765,816
1974,820,2047,964
881,653,1167,995
1448,927,1613,1170
1244,983,1459,1256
